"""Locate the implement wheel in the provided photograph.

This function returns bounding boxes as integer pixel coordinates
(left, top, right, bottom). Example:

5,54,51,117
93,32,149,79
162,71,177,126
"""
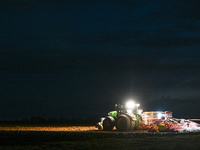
103,116,115,131
116,114,131,131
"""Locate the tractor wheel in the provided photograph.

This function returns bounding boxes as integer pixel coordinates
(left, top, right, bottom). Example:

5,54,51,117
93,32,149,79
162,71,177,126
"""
103,116,115,131
116,115,131,131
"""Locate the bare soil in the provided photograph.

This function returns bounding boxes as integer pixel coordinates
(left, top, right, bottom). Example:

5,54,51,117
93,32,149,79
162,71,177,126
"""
1,126,200,150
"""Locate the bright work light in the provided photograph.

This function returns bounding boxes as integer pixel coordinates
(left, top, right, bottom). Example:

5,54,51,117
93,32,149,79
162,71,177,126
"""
126,101,135,109
157,113,162,119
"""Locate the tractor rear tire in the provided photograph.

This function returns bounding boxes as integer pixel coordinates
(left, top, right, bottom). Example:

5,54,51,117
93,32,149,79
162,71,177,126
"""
116,115,131,131
103,116,115,131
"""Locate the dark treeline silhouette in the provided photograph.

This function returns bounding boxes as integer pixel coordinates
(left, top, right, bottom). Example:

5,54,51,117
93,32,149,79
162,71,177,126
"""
0,116,100,126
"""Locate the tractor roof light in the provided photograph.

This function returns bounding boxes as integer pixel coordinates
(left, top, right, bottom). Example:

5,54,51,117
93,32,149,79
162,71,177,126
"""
126,101,135,109
127,109,132,114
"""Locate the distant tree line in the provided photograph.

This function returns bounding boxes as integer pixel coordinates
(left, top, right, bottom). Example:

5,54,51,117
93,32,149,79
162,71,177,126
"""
0,116,100,126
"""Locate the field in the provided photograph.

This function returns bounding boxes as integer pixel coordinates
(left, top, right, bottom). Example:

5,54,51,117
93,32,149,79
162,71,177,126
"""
1,126,200,150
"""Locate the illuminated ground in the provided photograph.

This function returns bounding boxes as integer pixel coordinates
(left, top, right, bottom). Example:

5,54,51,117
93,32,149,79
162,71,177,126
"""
0,126,148,133
0,126,97,132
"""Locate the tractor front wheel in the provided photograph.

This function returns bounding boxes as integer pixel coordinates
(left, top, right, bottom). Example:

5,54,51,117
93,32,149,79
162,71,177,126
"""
103,116,115,131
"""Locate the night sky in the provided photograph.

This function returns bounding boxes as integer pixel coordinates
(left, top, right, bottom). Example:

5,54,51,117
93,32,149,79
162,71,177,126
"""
1,0,200,120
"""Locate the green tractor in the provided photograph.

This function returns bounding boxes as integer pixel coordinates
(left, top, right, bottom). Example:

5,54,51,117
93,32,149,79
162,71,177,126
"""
96,101,143,131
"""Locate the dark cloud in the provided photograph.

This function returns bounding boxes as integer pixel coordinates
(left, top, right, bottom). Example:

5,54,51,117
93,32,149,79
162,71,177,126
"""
139,37,200,48
1,49,200,74
45,0,137,5
175,0,200,20
0,0,43,12
66,30,145,47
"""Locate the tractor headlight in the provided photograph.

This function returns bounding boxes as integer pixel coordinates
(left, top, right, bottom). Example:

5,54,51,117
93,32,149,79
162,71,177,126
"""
127,109,132,114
